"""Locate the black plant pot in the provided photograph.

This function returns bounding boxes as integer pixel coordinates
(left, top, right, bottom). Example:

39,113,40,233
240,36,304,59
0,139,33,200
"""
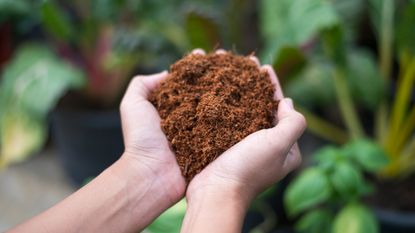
51,109,124,186
375,208,415,233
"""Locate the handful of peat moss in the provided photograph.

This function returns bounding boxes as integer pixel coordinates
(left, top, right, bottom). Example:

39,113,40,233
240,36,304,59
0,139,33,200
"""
149,51,277,182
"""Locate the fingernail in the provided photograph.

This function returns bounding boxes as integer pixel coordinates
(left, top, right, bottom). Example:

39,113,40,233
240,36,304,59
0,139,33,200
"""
157,70,168,76
215,49,227,55
283,98,294,109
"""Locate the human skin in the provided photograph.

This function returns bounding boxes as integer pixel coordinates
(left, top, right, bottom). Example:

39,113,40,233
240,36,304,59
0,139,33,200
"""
180,49,306,233
9,49,305,233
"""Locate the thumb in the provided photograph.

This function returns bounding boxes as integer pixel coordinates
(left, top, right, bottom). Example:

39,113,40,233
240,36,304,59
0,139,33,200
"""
267,98,306,153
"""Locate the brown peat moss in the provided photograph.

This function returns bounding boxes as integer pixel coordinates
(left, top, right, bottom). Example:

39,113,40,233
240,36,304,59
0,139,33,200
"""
149,52,276,181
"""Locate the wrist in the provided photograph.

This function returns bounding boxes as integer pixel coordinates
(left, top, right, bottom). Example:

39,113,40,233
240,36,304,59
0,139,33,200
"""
110,154,185,211
187,182,253,210
116,152,186,204
182,183,250,233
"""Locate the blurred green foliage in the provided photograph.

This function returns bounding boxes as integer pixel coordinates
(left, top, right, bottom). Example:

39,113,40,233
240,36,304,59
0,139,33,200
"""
285,139,388,233
146,199,186,233
0,44,84,167
0,0,414,232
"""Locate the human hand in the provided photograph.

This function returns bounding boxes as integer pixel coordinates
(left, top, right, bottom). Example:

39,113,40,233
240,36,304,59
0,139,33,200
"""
118,71,186,205
186,50,306,207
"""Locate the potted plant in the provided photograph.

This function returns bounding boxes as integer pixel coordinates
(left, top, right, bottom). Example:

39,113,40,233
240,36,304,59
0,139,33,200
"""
0,0,189,185
261,0,415,231
0,0,262,186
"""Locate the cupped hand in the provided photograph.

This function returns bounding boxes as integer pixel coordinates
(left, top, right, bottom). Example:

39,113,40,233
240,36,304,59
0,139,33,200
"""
187,50,306,205
119,71,186,203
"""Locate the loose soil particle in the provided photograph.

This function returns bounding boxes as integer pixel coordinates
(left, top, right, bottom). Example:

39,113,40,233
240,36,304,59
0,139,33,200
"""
149,52,276,181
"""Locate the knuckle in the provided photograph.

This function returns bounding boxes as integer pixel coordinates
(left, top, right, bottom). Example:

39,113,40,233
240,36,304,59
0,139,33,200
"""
292,112,307,129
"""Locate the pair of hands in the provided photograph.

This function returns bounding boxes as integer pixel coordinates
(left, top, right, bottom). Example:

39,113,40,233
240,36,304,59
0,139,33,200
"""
9,49,305,233
119,49,306,211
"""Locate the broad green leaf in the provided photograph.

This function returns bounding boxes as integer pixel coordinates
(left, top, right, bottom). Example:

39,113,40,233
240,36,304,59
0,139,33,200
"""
0,0,30,17
346,50,385,109
285,60,336,108
260,0,339,63
333,203,379,233
330,161,366,199
322,26,346,66
146,199,186,233
40,1,75,41
296,209,333,233
284,168,332,216
332,0,364,41
343,139,389,172
396,2,415,56
313,145,343,171
273,47,306,79
0,109,46,167
368,0,383,37
185,12,220,51
1,44,85,117
0,44,84,165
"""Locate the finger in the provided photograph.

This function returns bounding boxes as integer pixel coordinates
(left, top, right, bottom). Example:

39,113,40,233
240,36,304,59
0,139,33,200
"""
249,56,261,67
120,73,168,140
266,98,306,153
283,143,302,175
124,71,168,102
261,65,284,100
215,49,227,54
192,48,206,55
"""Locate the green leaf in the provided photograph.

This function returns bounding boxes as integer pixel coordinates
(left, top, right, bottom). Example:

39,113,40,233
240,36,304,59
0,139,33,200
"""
343,139,389,172
0,109,46,167
273,46,307,79
146,199,186,233
284,168,332,216
332,0,365,41
346,50,385,109
396,2,415,56
322,26,346,66
333,203,379,233
0,0,30,17
368,0,383,37
313,145,343,170
0,44,84,165
40,1,75,41
1,44,85,117
185,12,220,51
260,0,339,63
285,59,336,108
296,209,333,233
330,161,366,198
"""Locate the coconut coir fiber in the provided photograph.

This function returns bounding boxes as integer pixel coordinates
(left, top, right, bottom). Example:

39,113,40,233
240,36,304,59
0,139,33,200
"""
149,52,276,182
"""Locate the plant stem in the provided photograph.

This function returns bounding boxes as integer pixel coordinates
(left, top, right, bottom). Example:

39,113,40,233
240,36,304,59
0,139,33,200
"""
332,68,365,140
379,0,394,80
375,105,388,143
392,105,415,156
375,0,394,142
387,57,415,149
297,106,349,144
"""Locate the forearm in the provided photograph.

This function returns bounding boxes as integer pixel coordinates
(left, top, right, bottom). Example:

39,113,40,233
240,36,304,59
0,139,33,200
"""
10,155,181,233
181,187,250,233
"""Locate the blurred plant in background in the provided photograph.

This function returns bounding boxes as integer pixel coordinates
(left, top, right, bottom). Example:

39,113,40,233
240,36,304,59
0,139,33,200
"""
1,0,415,232
260,0,415,178
258,0,415,232
285,139,388,233
0,0,259,167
